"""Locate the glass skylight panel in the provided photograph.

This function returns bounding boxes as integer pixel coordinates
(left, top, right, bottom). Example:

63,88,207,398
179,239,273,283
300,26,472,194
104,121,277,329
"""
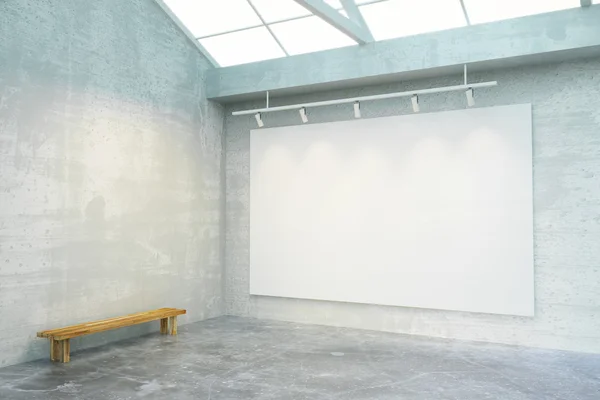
164,0,262,37
199,27,286,67
463,0,578,24
249,0,311,23
359,0,467,41
270,15,355,55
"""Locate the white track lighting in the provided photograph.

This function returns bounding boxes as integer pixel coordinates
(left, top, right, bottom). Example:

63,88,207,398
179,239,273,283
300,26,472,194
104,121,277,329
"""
233,81,498,118
411,95,420,113
354,101,361,119
255,112,264,128
466,88,475,107
299,107,308,123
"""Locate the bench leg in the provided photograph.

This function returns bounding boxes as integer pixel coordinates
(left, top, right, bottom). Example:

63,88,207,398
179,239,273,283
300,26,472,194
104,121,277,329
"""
50,339,70,363
50,339,59,361
160,318,169,334
168,316,177,335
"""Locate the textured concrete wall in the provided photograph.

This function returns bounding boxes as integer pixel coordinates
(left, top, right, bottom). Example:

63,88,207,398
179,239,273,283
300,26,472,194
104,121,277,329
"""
224,58,600,353
0,0,224,367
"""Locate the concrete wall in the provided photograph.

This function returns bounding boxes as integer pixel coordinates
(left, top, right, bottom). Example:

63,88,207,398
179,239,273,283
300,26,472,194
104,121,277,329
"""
224,58,600,354
0,0,224,367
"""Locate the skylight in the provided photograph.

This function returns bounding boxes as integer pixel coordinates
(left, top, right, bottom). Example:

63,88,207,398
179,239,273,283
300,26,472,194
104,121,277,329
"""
199,27,286,67
164,0,261,37
269,16,355,56
249,0,311,23
360,0,467,41
162,0,588,67
463,0,577,24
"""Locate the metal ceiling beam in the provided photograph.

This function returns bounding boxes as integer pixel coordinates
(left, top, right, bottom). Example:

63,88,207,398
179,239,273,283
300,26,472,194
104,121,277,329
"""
340,0,373,36
459,0,471,25
581,0,592,6
292,0,374,44
153,0,219,67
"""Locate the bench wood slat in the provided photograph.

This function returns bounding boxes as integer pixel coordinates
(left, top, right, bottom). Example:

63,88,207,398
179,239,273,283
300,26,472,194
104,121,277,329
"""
37,308,186,362
37,308,185,340
38,308,176,335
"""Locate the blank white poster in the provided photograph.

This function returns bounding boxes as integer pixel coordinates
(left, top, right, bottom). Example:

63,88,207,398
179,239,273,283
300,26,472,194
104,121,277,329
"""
250,104,534,316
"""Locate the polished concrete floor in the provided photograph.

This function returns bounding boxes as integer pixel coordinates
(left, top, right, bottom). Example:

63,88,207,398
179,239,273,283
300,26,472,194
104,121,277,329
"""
0,317,599,399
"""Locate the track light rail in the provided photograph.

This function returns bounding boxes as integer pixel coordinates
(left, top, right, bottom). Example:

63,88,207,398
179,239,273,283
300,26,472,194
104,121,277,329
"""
233,81,497,117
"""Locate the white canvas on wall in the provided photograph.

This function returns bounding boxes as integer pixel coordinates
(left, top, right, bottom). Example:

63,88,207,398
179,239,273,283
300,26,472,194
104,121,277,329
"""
250,104,534,317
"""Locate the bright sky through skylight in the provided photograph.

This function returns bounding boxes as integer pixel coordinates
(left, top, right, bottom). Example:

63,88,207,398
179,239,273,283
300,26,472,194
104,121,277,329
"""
163,0,585,67
200,27,286,67
270,16,355,55
361,0,467,41
464,0,576,23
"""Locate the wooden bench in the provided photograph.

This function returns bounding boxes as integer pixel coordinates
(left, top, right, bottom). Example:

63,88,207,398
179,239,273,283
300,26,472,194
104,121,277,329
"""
37,308,186,363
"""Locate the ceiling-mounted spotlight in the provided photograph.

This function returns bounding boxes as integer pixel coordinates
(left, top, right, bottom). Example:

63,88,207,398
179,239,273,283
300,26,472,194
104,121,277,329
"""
354,101,361,119
299,107,308,123
411,95,420,113
466,88,475,107
255,112,264,128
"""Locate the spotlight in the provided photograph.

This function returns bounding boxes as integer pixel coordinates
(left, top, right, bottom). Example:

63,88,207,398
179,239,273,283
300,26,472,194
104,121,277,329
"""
255,112,264,128
299,107,308,123
411,95,420,113
466,88,475,107
354,101,361,119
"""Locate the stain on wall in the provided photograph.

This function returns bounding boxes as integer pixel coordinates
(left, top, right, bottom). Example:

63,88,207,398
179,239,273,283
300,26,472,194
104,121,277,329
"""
0,0,224,367
224,58,600,353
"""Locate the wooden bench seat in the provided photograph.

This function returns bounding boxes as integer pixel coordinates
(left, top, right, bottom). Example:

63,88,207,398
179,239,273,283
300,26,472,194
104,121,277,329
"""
37,307,186,363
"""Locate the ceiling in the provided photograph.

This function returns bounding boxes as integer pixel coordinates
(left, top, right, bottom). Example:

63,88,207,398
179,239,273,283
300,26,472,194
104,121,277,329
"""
163,0,594,67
